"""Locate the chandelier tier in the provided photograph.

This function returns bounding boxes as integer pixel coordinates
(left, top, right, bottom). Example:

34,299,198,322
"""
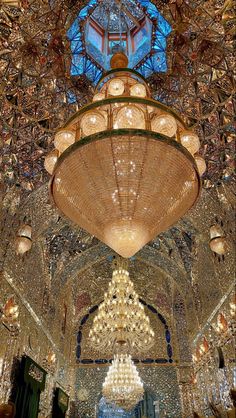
48,53,202,258
102,354,144,411
89,259,154,354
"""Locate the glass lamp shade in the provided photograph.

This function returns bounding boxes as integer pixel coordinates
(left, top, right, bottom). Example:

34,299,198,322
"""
104,221,149,259
17,224,32,239
210,237,227,255
194,155,206,176
50,131,200,258
54,130,75,153
15,236,32,254
44,149,59,174
114,106,145,130
151,113,177,137
180,130,200,155
210,225,223,239
130,83,146,97
108,78,125,96
80,111,106,136
93,92,105,102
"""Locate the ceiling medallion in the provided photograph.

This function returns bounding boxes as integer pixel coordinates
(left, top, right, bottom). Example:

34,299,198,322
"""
89,258,154,354
48,53,204,258
102,354,144,411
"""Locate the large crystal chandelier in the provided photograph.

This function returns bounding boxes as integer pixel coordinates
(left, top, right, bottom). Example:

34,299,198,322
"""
102,354,144,411
89,258,154,353
48,52,204,258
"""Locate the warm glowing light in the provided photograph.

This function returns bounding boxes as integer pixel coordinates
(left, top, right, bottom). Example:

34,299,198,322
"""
49,54,200,258
180,131,200,155
102,354,144,411
44,149,59,174
93,92,105,102
54,130,75,153
210,237,227,255
89,259,154,353
108,78,125,96
114,105,145,129
130,83,146,97
17,224,32,239
15,236,32,255
194,155,206,176
104,221,149,259
80,111,106,136
209,225,223,239
151,113,177,137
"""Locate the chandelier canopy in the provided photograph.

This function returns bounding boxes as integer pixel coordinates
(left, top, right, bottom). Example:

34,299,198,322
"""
89,259,154,354
48,53,203,258
102,354,144,411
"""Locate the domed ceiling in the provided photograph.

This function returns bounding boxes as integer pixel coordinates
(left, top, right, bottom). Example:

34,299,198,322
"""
0,0,235,355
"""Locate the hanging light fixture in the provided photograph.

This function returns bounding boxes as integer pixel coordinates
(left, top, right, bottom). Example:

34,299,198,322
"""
89,258,154,353
48,52,202,258
102,354,144,411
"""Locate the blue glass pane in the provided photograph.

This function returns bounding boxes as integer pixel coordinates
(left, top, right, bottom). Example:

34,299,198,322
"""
157,13,172,36
68,0,172,81
153,52,168,72
153,33,166,51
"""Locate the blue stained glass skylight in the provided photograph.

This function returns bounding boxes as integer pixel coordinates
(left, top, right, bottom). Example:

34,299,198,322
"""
67,0,172,84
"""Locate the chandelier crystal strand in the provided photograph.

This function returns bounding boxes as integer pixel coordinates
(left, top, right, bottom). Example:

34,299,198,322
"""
49,52,203,258
89,259,154,353
102,354,144,411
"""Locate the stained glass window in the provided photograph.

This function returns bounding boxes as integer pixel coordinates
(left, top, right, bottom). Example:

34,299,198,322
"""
67,0,172,83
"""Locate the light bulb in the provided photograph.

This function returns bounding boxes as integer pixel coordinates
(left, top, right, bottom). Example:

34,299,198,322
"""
108,78,125,96
180,130,200,155
194,155,206,176
210,237,227,255
80,111,106,137
54,129,75,153
114,105,145,130
44,149,59,174
151,113,177,137
93,92,105,102
130,83,146,98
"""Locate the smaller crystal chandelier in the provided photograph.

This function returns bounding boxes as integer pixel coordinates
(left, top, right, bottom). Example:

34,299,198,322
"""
89,258,154,353
102,354,144,411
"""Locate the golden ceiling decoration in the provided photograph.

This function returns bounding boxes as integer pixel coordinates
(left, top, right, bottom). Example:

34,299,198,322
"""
48,54,203,258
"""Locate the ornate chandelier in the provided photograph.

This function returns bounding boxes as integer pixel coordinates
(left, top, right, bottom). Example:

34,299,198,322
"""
89,258,154,353
102,354,144,411
48,52,203,258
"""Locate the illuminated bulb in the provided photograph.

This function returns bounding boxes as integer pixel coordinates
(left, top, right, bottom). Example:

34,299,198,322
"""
210,237,227,255
44,149,59,174
194,155,206,176
108,78,125,96
93,92,105,102
180,130,200,155
17,224,32,239
104,221,149,258
210,225,223,239
130,83,146,98
54,130,75,153
15,236,32,255
80,111,106,136
114,106,145,130
151,113,177,137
